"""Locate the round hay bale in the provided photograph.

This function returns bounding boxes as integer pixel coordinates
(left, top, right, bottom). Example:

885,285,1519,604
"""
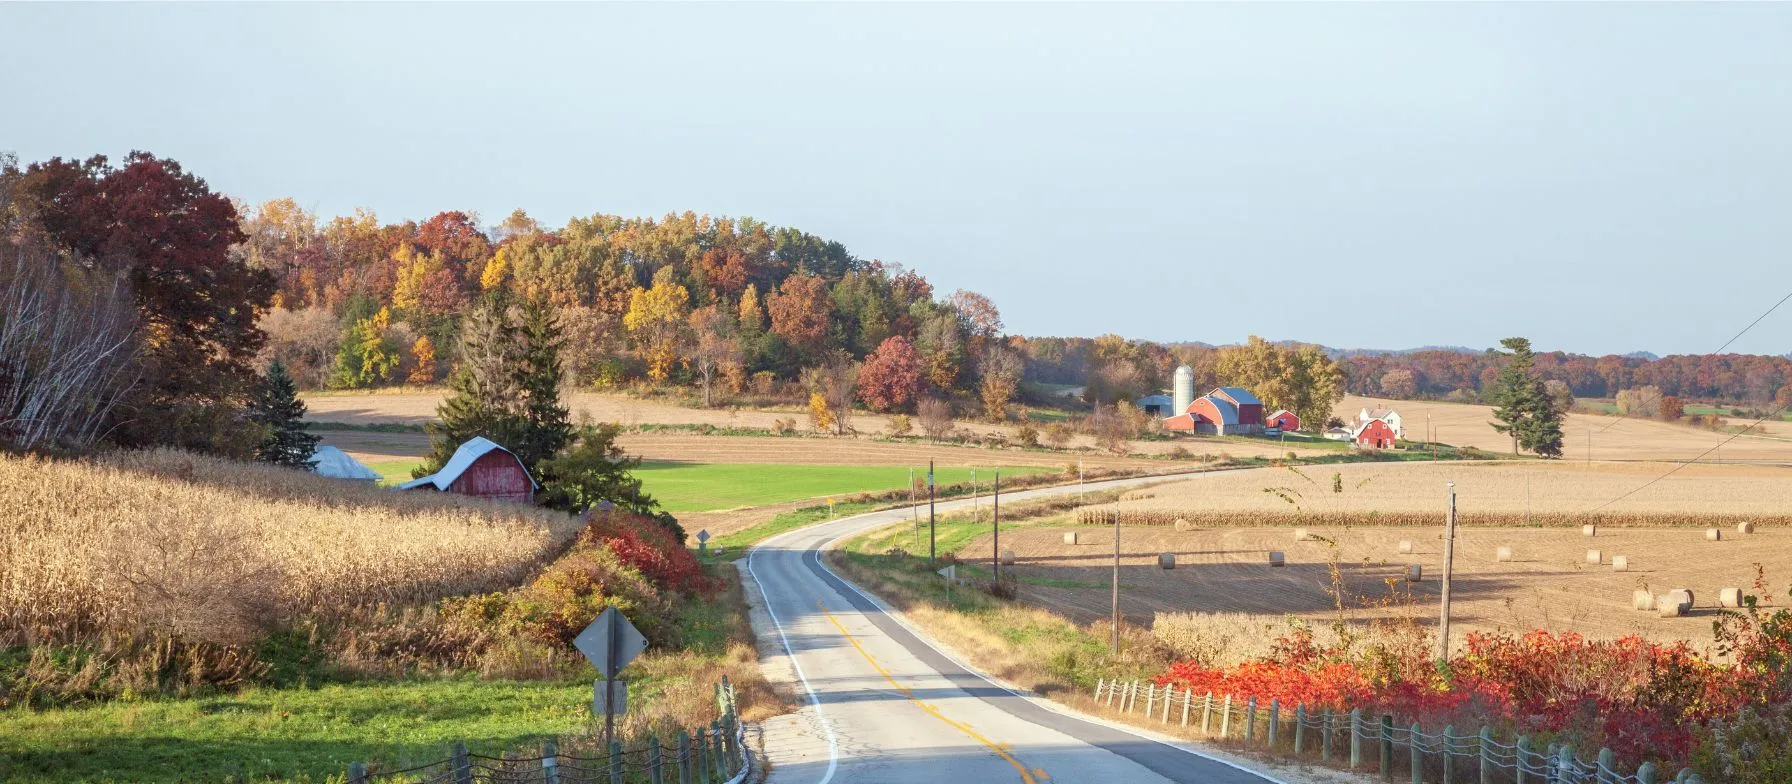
1268,551,1286,567
999,549,1016,566
1294,528,1311,542
1158,552,1176,570
1738,522,1756,535
1706,528,1722,542
1720,588,1744,608
1612,555,1629,572
1669,588,1695,610
1496,546,1513,562
1586,549,1602,564
1062,532,1080,545
1657,595,1685,618
1406,564,1423,582
1173,518,1194,532
1632,589,1654,611
1583,524,1597,537
1397,540,1414,554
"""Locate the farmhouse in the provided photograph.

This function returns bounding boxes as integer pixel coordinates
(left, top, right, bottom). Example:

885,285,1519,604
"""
1358,406,1404,438
1266,409,1300,432
1353,418,1397,449
398,436,538,503
1323,426,1353,441
1162,387,1265,436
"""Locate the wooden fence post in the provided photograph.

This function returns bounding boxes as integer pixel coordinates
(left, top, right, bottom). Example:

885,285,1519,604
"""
1322,709,1334,762
1556,744,1574,784
1598,748,1616,784
1181,688,1192,727
1515,736,1529,784
1294,705,1306,755
1350,708,1363,769
1245,697,1257,743
697,727,710,783
678,729,693,784
543,739,560,784
712,720,727,778
1145,683,1156,717
650,737,665,784
1095,678,1105,703
1637,762,1657,784
1202,692,1214,734
1162,685,1174,723
452,742,472,784
1442,725,1455,784
1267,699,1280,748
1379,715,1393,780
610,739,625,784
1220,694,1232,738
1479,727,1492,784
1410,723,1423,784
347,762,367,784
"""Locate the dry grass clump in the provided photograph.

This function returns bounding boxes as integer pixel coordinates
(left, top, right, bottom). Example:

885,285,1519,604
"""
0,449,580,647
1150,612,1288,667
1093,461,1792,528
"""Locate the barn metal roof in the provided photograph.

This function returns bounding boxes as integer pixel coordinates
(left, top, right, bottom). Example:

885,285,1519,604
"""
397,436,539,492
1207,397,1239,425
1215,387,1261,406
308,445,381,481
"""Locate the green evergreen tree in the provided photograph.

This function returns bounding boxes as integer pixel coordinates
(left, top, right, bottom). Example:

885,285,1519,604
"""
1489,337,1564,458
250,359,320,468
513,299,573,468
420,295,524,476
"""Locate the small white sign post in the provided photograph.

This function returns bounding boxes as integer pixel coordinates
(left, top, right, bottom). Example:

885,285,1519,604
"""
938,564,956,600
574,607,649,750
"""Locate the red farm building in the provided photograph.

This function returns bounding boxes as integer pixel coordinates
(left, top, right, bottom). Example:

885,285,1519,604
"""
397,436,538,503
1266,409,1300,433
1162,387,1265,436
1353,418,1397,450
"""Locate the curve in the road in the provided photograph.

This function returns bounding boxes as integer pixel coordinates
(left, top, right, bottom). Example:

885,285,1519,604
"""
746,470,1287,784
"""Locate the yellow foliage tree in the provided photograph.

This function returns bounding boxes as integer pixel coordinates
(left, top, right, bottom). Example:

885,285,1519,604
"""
622,269,691,381
480,246,512,291
390,245,447,315
808,392,835,433
408,335,437,385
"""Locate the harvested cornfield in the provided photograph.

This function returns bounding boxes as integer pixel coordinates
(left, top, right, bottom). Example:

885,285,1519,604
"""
0,450,580,646
1077,460,1792,529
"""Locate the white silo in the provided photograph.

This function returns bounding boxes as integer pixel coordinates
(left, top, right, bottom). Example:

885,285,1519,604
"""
1172,365,1195,415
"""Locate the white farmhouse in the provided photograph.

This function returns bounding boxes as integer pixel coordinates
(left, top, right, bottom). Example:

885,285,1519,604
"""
1358,406,1405,439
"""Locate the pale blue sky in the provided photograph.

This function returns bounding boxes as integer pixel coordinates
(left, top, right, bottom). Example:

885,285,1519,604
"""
4,3,1790,356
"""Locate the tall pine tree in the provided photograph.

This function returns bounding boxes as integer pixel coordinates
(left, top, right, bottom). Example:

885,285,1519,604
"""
250,359,320,468
419,294,571,478
1488,337,1564,458
513,299,572,468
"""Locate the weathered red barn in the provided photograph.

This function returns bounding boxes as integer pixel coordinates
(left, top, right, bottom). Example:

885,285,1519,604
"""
1354,418,1397,450
1266,409,1300,432
1162,387,1265,435
398,436,538,503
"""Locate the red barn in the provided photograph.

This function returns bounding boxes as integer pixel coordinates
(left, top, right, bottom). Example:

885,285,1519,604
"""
1162,387,1265,435
1266,410,1300,432
398,436,538,503
1354,419,1397,450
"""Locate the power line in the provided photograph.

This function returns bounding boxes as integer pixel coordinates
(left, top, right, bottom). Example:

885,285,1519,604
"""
1580,398,1791,517
1592,287,1792,435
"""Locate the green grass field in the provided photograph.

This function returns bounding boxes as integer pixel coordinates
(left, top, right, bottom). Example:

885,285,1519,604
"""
366,459,422,485
636,463,1057,513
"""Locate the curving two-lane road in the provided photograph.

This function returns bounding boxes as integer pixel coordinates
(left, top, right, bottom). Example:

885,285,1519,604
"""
745,471,1283,784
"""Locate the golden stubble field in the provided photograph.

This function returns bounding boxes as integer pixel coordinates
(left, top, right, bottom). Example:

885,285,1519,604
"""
1338,394,1792,463
953,461,1792,650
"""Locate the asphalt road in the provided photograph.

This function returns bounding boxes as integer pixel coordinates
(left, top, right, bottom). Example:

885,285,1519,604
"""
745,471,1284,784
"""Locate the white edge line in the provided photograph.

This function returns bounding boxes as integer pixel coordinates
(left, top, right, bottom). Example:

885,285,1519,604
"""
745,544,840,784
804,474,1294,784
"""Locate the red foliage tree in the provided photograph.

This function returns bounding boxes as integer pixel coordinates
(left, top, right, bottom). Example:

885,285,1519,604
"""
767,274,832,355
858,336,923,412
414,210,491,282
699,247,749,298
17,152,274,451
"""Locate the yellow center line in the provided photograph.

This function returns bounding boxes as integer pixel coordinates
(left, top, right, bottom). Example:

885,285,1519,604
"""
819,601,1042,784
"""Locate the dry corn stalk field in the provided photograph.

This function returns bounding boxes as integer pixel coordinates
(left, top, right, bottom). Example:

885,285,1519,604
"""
0,450,581,645
1094,459,1792,528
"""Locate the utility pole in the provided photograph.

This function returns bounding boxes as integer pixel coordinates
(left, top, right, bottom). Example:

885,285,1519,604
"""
910,467,919,552
992,471,1001,582
1111,500,1121,653
972,468,979,523
1437,482,1457,663
928,459,936,566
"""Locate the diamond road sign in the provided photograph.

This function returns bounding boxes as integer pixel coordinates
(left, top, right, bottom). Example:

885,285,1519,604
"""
573,607,649,680
695,529,710,544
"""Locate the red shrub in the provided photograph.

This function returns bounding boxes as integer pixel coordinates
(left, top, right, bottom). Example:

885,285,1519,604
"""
579,513,721,599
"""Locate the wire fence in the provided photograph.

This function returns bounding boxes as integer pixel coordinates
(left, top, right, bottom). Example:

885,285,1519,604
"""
1092,678,1710,784
346,679,751,784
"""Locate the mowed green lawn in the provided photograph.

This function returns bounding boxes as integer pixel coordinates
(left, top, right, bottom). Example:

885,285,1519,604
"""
0,677,588,783
636,463,1058,513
